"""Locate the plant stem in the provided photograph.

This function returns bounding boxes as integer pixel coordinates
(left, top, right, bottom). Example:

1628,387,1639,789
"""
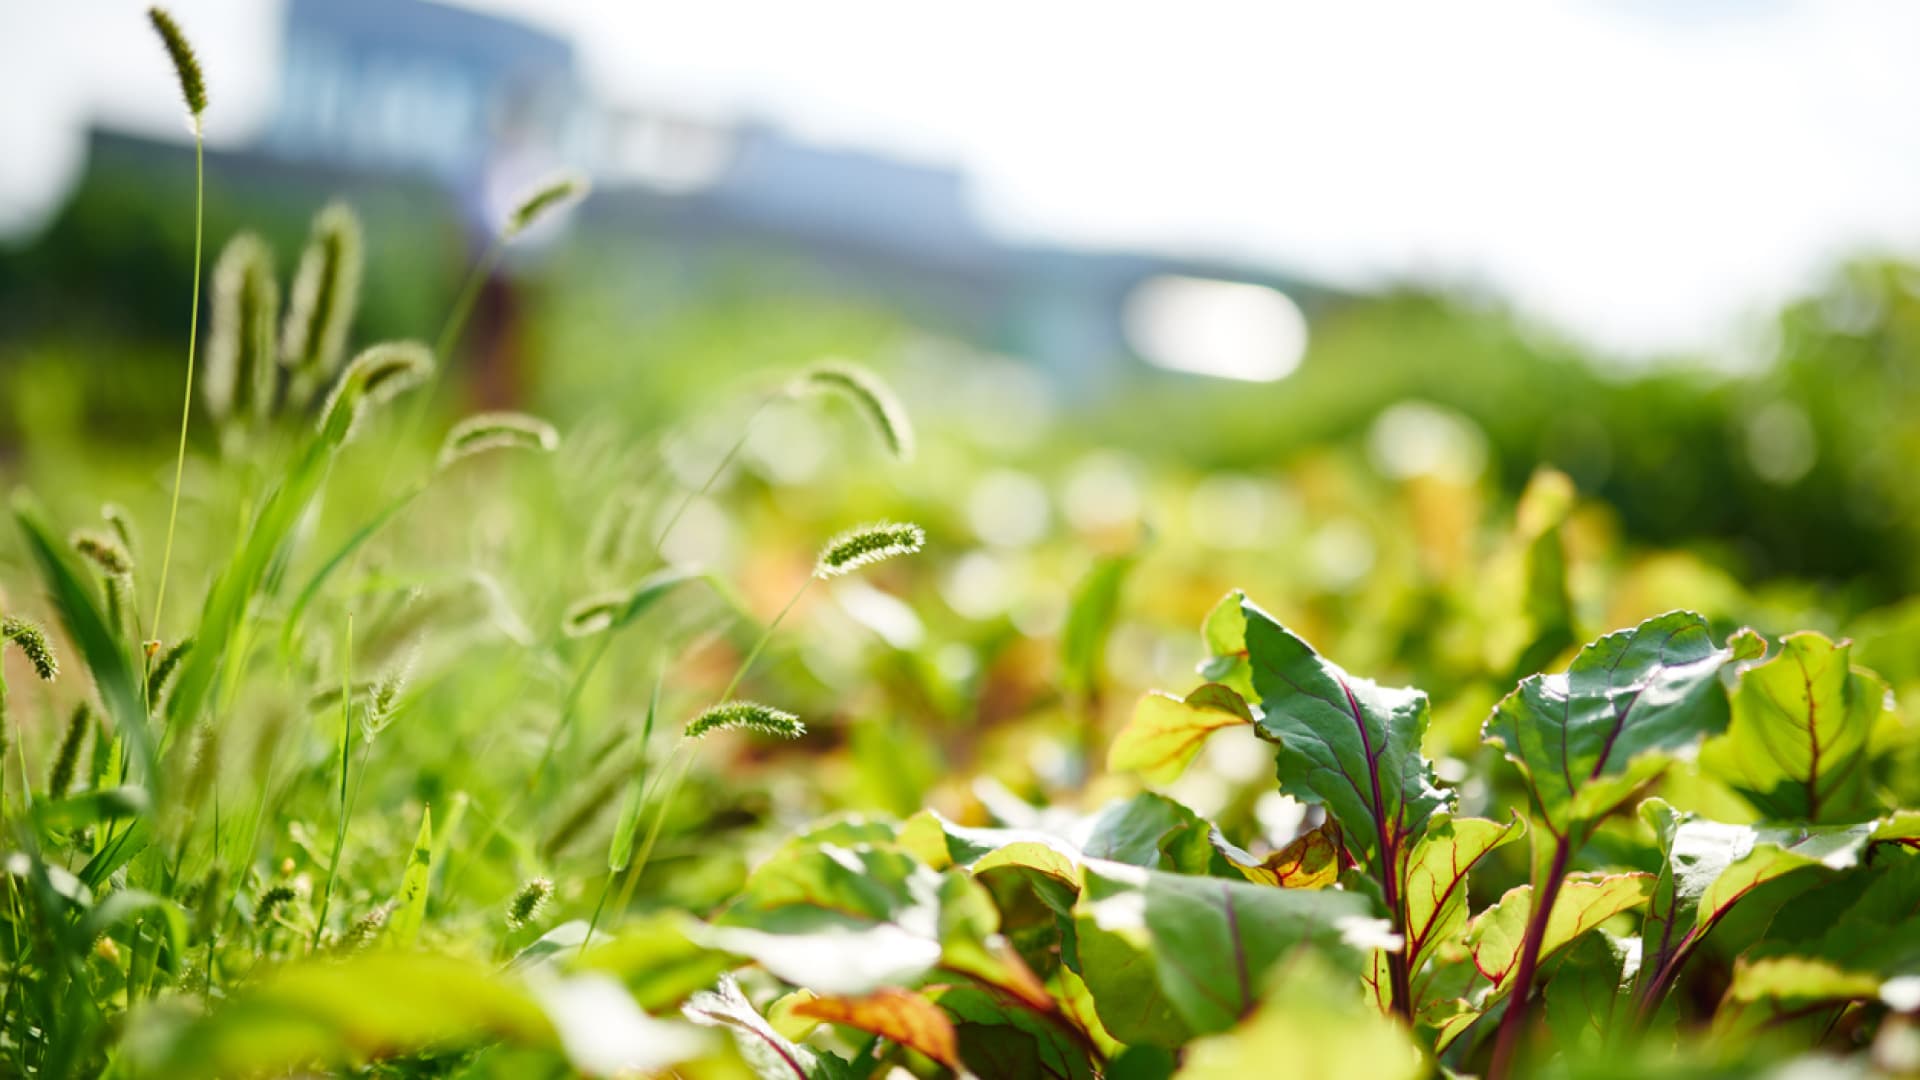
580,872,615,958
1488,834,1573,1080
311,615,354,952
1634,926,1703,1024
374,238,502,497
610,745,690,917
1380,855,1414,1024
652,394,779,560
150,131,205,650
434,240,503,367
720,580,809,703
609,576,810,919
524,629,617,799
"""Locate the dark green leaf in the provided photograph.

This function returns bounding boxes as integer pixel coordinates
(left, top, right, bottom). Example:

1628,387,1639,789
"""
1240,597,1447,880
1072,859,1380,1044
1482,611,1760,842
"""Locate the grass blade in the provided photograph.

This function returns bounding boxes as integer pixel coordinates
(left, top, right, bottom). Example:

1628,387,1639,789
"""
13,493,155,790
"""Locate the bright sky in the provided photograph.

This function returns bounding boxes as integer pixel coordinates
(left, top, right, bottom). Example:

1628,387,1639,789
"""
8,0,1920,358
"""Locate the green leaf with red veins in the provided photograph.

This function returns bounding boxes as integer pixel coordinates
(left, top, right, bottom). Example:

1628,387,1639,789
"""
1467,873,1655,996
1482,610,1761,843
1703,630,1889,825
1401,814,1526,980
1239,598,1448,884
1634,799,1894,1008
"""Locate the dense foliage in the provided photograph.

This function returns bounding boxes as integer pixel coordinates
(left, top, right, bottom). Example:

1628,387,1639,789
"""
5,9,1920,1079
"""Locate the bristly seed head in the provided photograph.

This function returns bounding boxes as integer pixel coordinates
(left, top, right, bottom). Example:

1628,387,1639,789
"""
504,173,590,239
813,521,926,580
337,902,394,952
684,700,805,741
48,702,90,799
147,637,193,708
361,660,410,741
506,876,554,929
793,362,915,462
147,7,207,120
438,411,560,469
2,618,58,681
318,341,434,443
70,530,133,577
205,232,280,424
282,202,364,387
256,884,297,922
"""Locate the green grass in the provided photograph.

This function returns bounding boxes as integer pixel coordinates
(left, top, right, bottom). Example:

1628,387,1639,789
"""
4,10,1920,1078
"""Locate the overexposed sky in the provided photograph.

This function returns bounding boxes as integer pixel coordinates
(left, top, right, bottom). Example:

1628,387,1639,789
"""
8,0,1920,358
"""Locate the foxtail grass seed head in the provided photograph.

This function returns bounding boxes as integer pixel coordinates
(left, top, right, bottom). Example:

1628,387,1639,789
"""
561,593,625,638
318,341,434,442
48,702,90,798
282,202,363,385
192,865,226,941
205,232,280,423
685,700,805,741
794,362,915,462
338,902,393,952
70,530,133,577
147,637,193,708
504,173,589,239
2,618,58,681
813,521,926,580
437,411,560,469
183,723,220,812
147,7,206,121
256,884,297,923
506,876,553,929
361,663,409,741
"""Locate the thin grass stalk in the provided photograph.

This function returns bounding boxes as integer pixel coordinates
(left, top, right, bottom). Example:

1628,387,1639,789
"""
651,394,777,560
311,616,353,951
150,134,204,654
612,580,808,912
372,238,503,493
582,673,661,955
523,630,617,799
610,743,690,918
434,241,504,367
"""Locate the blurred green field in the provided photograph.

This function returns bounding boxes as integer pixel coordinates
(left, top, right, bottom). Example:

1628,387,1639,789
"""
6,16,1920,1078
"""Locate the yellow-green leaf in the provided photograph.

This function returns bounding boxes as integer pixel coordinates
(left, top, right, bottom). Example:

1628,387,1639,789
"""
1175,955,1425,1080
1468,872,1655,994
1726,955,1881,1006
389,805,432,947
128,952,555,1077
1211,820,1343,889
1402,814,1524,976
1703,631,1889,824
1109,684,1252,785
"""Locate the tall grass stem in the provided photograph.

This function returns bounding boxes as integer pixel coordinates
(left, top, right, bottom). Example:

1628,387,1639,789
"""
150,135,204,650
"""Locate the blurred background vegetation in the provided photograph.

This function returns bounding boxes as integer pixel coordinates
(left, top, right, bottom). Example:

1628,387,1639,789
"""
5,0,1920,955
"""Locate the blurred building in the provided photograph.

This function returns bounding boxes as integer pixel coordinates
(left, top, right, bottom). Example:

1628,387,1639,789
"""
33,0,1338,386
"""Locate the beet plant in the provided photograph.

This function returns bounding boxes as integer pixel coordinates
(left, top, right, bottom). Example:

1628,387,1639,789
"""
3,8,1918,1080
